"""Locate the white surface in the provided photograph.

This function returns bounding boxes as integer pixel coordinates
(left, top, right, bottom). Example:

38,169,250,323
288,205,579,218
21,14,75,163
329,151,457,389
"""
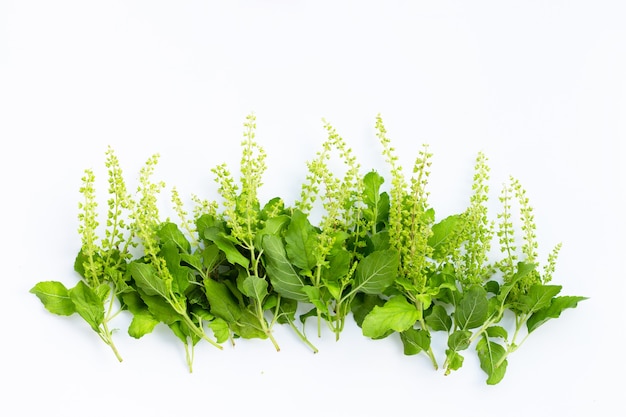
1,1,624,416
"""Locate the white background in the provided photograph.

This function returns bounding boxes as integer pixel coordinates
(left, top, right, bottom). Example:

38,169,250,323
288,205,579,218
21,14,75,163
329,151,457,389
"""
1,1,624,416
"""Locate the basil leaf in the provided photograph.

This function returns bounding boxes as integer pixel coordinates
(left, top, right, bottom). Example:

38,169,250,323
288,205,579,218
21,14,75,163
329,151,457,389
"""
241,275,268,303
476,335,508,385
429,214,464,260
400,328,431,355
353,249,399,295
515,284,562,315
284,209,318,272
129,262,169,299
527,295,587,333
448,330,472,351
69,280,104,332
362,296,419,339
262,234,309,301
425,304,452,332
128,311,160,339
203,278,242,323
455,284,488,330
30,281,76,316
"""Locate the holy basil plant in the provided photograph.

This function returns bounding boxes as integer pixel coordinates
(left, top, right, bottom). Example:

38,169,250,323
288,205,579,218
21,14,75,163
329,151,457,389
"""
30,113,586,383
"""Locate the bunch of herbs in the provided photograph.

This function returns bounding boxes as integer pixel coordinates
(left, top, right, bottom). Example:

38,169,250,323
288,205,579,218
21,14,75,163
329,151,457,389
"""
31,114,585,383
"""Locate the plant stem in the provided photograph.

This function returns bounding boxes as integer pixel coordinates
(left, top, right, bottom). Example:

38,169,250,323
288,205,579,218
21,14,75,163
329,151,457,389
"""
184,339,194,373
287,320,319,353
254,299,280,351
411,299,438,369
179,310,223,350
98,322,123,362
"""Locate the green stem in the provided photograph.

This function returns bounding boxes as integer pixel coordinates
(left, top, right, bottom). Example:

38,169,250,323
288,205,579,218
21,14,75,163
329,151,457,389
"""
97,289,123,362
184,339,194,373
332,302,349,341
178,308,223,350
511,313,526,343
494,314,530,368
468,305,506,345
415,299,438,369
334,316,343,341
248,247,280,351
426,345,438,370
254,299,280,351
419,321,438,370
316,309,323,338
468,318,494,345
98,321,123,362
288,320,319,353
272,295,318,353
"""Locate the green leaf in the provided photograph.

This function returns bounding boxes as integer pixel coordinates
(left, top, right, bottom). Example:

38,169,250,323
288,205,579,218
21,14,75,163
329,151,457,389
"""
276,298,298,325
499,262,537,303
321,248,351,285
301,285,326,314
190,304,213,323
444,349,465,372
376,192,390,225
204,228,250,269
128,311,160,338
232,309,267,340
487,296,501,318
484,280,500,294
350,293,385,327
157,222,191,253
260,197,285,218
130,262,170,298
203,278,242,322
262,234,309,301
400,328,431,356
455,284,489,330
202,244,222,271
254,214,290,249
429,214,464,260
69,281,104,332
209,317,231,343
122,287,161,338
120,289,143,311
425,304,452,332
196,214,219,238
138,291,181,325
369,230,390,252
180,252,205,274
527,295,587,333
262,293,278,311
353,249,399,295
30,281,76,316
241,275,268,303
486,325,508,340
94,282,111,301
445,331,470,372
447,330,472,351
363,170,385,208
431,264,459,305
416,284,455,312
169,320,199,346
160,240,191,295
299,307,318,324
515,284,562,315
324,281,342,301
284,210,318,272
363,171,389,227
362,296,420,339
476,335,508,385
73,249,88,278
